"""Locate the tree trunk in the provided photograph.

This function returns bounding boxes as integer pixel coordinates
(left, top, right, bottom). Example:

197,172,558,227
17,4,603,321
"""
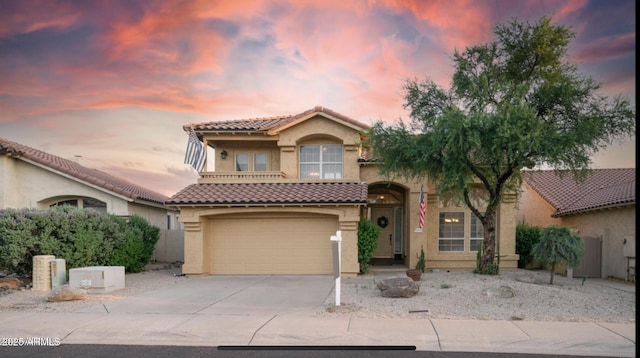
479,206,498,272
550,263,555,285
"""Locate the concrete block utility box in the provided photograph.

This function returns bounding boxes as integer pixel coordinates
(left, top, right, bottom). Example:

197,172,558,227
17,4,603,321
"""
32,255,56,292
69,266,125,293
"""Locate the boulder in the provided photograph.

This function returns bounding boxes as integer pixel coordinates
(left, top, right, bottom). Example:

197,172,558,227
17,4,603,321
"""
47,285,88,302
0,277,25,290
376,277,420,298
482,286,515,298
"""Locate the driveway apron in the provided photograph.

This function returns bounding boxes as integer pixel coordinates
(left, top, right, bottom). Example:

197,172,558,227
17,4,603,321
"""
78,275,335,315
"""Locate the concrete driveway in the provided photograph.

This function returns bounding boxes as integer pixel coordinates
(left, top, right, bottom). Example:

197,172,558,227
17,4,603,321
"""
78,275,336,315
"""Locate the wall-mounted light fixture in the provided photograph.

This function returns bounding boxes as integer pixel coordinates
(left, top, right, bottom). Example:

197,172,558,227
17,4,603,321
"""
220,149,227,160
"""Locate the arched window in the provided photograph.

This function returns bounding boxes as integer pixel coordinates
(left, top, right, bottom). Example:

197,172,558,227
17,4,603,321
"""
49,198,107,212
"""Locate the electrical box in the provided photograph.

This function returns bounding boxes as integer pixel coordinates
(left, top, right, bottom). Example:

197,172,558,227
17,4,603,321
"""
50,259,66,289
622,235,635,257
32,255,55,291
69,266,125,293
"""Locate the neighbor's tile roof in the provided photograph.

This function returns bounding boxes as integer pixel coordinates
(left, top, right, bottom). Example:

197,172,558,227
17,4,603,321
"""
0,137,168,205
166,182,368,206
186,106,370,132
521,169,635,217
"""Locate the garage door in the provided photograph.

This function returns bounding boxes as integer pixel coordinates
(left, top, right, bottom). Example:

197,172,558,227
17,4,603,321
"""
208,213,337,274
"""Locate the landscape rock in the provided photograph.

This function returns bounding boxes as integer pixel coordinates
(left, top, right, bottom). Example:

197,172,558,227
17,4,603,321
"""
376,277,420,298
47,285,88,302
515,274,537,284
482,285,515,298
0,277,26,290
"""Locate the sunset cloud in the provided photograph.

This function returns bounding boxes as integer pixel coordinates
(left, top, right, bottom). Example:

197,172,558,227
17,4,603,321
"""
0,0,635,196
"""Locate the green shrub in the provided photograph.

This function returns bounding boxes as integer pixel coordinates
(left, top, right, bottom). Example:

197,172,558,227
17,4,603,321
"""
0,207,124,276
357,218,380,274
110,215,160,273
110,224,145,272
0,208,160,276
532,225,584,285
516,224,542,268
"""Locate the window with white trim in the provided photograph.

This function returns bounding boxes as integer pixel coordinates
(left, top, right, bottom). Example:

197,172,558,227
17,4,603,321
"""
299,144,343,179
254,153,267,171
470,213,484,251
235,152,268,171
438,212,465,251
235,153,249,171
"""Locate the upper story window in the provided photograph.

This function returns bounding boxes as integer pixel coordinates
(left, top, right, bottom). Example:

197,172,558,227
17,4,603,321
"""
235,152,268,172
254,153,267,171
236,153,249,171
299,144,343,179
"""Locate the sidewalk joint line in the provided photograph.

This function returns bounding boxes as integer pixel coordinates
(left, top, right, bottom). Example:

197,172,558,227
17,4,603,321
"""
194,275,274,314
428,319,442,351
596,322,636,344
248,314,277,345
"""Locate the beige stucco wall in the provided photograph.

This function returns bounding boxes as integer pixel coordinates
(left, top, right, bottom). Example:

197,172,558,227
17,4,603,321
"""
516,181,635,280
0,157,131,214
279,116,362,180
516,182,562,227
422,192,518,271
561,207,635,280
360,165,519,271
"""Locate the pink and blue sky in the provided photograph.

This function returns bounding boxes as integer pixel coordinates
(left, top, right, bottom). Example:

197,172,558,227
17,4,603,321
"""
0,0,635,196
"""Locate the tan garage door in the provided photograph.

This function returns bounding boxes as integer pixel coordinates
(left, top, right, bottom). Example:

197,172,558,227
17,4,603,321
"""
208,213,337,274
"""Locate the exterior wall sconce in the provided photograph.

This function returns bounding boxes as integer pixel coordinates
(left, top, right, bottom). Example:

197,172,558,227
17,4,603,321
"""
220,150,227,160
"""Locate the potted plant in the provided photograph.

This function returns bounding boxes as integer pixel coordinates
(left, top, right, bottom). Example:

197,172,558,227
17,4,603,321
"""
406,245,426,281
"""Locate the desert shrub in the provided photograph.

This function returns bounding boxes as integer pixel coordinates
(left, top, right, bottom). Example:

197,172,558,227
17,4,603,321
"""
0,207,124,276
532,225,584,285
516,224,542,268
109,223,145,272
0,208,161,275
109,215,160,273
357,218,380,274
473,244,500,275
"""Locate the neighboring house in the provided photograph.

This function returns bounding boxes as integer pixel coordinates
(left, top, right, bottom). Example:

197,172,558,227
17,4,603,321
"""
167,106,519,276
0,137,183,263
517,169,635,282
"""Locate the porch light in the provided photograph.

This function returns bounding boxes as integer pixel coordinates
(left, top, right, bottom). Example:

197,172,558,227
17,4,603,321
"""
220,150,227,160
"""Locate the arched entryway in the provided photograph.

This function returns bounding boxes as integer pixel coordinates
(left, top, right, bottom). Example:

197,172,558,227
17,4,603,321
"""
367,183,408,265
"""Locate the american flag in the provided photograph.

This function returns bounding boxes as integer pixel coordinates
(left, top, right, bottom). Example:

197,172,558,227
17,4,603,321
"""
418,184,426,229
184,127,206,172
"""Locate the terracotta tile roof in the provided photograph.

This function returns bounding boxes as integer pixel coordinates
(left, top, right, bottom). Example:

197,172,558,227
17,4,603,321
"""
0,137,168,206
521,169,635,217
185,106,370,133
166,182,368,206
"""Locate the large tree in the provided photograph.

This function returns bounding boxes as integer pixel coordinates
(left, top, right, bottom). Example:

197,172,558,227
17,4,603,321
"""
366,16,635,273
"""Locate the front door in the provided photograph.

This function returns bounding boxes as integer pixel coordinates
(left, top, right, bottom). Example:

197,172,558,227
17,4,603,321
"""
371,207,394,259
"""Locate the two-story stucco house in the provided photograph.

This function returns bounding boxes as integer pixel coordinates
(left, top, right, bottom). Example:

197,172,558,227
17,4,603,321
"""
167,106,519,276
0,137,184,263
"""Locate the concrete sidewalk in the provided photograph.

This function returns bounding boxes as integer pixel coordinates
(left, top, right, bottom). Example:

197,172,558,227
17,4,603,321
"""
1,311,635,356
0,274,635,357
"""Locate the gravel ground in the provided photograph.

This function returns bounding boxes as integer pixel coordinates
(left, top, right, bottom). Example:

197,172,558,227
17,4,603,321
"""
319,269,636,323
0,266,635,323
